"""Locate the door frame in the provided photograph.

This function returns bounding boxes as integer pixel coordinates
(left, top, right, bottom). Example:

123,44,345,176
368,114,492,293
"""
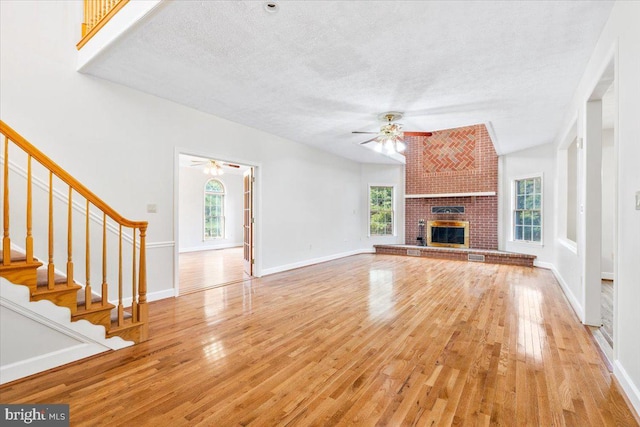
173,148,262,296
582,56,617,348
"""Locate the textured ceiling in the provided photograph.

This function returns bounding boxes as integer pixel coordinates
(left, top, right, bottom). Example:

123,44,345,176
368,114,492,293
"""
82,0,614,163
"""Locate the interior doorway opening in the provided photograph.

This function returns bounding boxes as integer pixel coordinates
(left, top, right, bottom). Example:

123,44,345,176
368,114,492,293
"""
599,82,616,350
583,58,616,360
176,153,255,295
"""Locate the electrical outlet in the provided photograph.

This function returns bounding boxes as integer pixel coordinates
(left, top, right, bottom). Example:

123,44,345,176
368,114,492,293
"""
147,204,157,213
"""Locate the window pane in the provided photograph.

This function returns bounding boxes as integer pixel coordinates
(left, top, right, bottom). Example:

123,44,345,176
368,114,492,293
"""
532,211,541,226
534,177,541,193
517,195,525,209
532,226,542,242
525,195,534,209
515,211,523,225
525,211,533,226
525,179,534,195
517,180,526,195
515,226,523,240
523,226,532,241
205,180,224,193
534,194,541,210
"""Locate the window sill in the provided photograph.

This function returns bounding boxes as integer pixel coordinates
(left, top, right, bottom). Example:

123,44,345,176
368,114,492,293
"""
509,239,543,247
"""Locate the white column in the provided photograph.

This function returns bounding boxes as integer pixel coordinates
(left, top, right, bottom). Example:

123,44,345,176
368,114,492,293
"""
582,100,602,326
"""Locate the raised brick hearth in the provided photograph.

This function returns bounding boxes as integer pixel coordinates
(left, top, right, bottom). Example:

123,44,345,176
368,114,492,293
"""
405,124,498,250
374,245,536,267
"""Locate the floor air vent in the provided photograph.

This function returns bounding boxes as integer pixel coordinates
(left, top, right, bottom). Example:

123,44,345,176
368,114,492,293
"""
468,254,485,262
407,249,421,256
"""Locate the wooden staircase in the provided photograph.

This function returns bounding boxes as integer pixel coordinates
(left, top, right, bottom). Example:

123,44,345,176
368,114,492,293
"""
0,120,148,344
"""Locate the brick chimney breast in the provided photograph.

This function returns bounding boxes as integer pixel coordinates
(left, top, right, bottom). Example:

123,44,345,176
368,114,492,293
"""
405,124,498,250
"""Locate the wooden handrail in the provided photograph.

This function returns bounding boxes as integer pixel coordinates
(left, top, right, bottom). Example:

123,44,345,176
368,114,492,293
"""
0,121,146,229
77,0,130,50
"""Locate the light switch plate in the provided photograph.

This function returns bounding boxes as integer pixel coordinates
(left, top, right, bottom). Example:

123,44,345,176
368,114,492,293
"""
636,191,640,210
147,204,157,213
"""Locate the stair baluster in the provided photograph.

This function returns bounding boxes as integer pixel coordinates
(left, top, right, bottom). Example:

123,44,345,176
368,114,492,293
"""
67,186,74,285
101,212,108,305
117,224,124,326
131,229,137,321
26,156,33,262
2,135,10,266
84,200,92,310
48,172,55,289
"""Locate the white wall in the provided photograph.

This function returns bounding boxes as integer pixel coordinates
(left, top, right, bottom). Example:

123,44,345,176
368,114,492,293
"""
500,143,556,267
0,1,376,293
553,0,640,413
178,165,243,252
601,128,615,278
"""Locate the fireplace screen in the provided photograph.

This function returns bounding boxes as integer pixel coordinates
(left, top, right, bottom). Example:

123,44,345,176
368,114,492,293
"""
427,220,470,248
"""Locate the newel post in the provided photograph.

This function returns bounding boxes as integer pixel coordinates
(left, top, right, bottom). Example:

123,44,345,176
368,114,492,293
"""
138,224,149,341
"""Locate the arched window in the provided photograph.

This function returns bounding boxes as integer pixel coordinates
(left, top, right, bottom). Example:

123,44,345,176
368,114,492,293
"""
204,179,225,239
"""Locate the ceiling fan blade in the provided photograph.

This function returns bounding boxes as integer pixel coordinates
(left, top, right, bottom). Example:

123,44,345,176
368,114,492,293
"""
404,131,433,136
359,137,379,145
223,163,241,168
352,131,378,134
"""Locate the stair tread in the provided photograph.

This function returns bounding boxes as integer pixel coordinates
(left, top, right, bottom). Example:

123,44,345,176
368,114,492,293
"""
76,288,104,305
0,249,28,263
35,268,67,286
32,282,82,296
110,309,133,323
74,301,115,315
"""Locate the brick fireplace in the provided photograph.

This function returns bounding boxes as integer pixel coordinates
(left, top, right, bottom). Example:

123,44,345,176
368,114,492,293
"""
405,124,498,250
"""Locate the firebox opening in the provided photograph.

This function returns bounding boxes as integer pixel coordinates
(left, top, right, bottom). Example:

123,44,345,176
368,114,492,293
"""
427,220,470,248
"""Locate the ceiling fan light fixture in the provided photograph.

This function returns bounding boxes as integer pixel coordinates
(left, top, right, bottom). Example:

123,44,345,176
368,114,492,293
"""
203,160,224,176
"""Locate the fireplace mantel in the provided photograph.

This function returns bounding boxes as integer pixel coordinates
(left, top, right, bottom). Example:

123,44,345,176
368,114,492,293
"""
405,191,496,199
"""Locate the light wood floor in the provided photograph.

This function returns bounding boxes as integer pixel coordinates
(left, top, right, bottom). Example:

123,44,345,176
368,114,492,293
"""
1,255,637,426
179,247,251,294
601,279,614,347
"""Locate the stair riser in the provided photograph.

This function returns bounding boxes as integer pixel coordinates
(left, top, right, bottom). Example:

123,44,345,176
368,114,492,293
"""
72,307,113,329
31,289,79,314
107,323,144,343
0,263,41,291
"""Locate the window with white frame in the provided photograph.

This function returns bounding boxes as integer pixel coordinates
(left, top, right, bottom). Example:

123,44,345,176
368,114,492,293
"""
204,179,224,239
513,176,542,243
370,186,394,236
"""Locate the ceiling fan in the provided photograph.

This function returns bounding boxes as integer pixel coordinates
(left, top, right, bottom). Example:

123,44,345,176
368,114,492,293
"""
190,159,240,176
353,112,433,154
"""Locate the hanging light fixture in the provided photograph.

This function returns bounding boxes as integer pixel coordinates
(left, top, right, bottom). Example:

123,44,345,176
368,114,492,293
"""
375,113,405,154
203,160,224,176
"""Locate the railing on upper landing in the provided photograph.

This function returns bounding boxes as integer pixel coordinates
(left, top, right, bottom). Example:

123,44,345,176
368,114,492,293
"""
0,120,149,341
77,0,130,50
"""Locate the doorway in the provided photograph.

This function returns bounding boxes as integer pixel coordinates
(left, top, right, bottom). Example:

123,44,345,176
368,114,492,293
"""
583,59,616,358
599,82,616,349
176,153,255,294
